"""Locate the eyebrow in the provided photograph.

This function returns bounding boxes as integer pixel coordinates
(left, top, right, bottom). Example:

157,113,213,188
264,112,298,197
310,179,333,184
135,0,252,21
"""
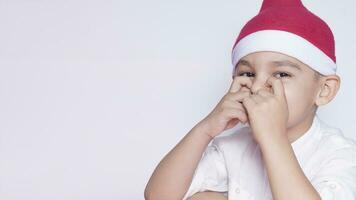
237,59,302,71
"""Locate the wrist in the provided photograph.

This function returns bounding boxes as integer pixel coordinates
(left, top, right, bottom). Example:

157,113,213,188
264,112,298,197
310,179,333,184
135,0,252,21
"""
258,130,289,151
193,121,217,141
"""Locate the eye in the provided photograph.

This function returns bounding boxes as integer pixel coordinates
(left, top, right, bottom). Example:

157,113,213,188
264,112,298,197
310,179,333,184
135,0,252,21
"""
274,72,291,78
238,72,255,77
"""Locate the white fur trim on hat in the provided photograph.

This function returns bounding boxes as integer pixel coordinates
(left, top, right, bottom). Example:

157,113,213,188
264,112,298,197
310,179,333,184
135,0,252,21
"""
231,30,337,76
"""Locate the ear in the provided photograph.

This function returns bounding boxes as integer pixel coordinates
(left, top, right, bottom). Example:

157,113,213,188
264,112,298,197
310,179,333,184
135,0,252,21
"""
315,74,341,106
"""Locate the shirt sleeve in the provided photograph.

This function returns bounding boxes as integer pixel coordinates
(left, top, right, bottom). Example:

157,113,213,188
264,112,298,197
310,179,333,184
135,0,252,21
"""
182,139,228,200
310,147,356,200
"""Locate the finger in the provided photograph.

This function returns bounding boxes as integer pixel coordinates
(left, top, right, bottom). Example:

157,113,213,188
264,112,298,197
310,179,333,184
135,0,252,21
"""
228,76,253,93
224,100,247,112
256,88,273,98
225,108,248,123
267,77,285,98
227,91,251,103
242,96,256,111
250,93,264,103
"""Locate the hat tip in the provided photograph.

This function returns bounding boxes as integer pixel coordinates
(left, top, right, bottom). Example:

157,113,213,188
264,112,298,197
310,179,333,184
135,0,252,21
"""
259,0,304,12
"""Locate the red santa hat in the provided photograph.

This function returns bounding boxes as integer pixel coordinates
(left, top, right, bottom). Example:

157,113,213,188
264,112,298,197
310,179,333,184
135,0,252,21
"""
231,0,337,78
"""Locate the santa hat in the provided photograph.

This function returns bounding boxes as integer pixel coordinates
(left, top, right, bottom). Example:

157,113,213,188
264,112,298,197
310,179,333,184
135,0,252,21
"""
231,0,336,78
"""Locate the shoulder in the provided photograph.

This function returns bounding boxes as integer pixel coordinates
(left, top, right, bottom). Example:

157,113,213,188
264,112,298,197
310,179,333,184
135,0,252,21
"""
317,119,356,153
313,119,356,168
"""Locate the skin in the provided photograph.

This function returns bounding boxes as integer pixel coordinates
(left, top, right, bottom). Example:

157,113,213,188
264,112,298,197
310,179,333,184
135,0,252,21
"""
187,191,228,200
189,51,341,199
144,51,340,200
233,51,340,144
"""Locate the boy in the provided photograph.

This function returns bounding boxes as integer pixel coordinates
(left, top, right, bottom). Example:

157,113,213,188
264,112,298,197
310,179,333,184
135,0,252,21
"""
144,0,356,199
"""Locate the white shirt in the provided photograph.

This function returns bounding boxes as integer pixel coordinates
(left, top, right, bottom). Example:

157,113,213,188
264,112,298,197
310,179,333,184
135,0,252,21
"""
183,114,356,200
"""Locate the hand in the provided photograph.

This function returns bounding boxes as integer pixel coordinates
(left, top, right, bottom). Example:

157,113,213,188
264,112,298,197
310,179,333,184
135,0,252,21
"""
199,76,252,138
241,76,289,144
187,191,228,200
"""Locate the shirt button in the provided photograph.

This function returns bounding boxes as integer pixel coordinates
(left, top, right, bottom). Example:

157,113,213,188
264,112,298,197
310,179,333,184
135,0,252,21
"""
235,187,240,193
329,184,336,189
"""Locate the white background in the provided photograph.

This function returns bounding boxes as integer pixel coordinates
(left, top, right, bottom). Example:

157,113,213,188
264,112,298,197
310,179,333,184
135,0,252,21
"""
0,0,355,199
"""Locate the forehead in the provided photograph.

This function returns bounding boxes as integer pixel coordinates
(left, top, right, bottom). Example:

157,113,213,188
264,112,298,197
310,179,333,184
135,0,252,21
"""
235,51,313,72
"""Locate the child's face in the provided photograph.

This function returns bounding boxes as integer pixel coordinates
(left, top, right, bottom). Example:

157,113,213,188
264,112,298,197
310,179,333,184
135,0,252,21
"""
234,51,322,128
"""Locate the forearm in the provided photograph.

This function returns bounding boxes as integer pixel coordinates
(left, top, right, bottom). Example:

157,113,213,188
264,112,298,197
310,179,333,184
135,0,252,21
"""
259,134,321,200
188,191,228,200
144,122,214,200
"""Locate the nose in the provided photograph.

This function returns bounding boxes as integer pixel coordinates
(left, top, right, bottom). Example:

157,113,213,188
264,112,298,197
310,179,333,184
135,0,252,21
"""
250,77,272,94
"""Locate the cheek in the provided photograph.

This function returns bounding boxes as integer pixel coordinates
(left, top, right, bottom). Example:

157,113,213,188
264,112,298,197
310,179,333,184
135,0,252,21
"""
283,83,314,116
282,81,309,103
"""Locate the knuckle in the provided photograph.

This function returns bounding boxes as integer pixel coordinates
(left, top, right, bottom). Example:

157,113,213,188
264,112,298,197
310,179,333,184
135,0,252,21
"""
234,108,243,114
267,98,274,103
222,93,231,101
221,99,230,107
260,101,269,108
242,98,247,103
220,106,229,113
